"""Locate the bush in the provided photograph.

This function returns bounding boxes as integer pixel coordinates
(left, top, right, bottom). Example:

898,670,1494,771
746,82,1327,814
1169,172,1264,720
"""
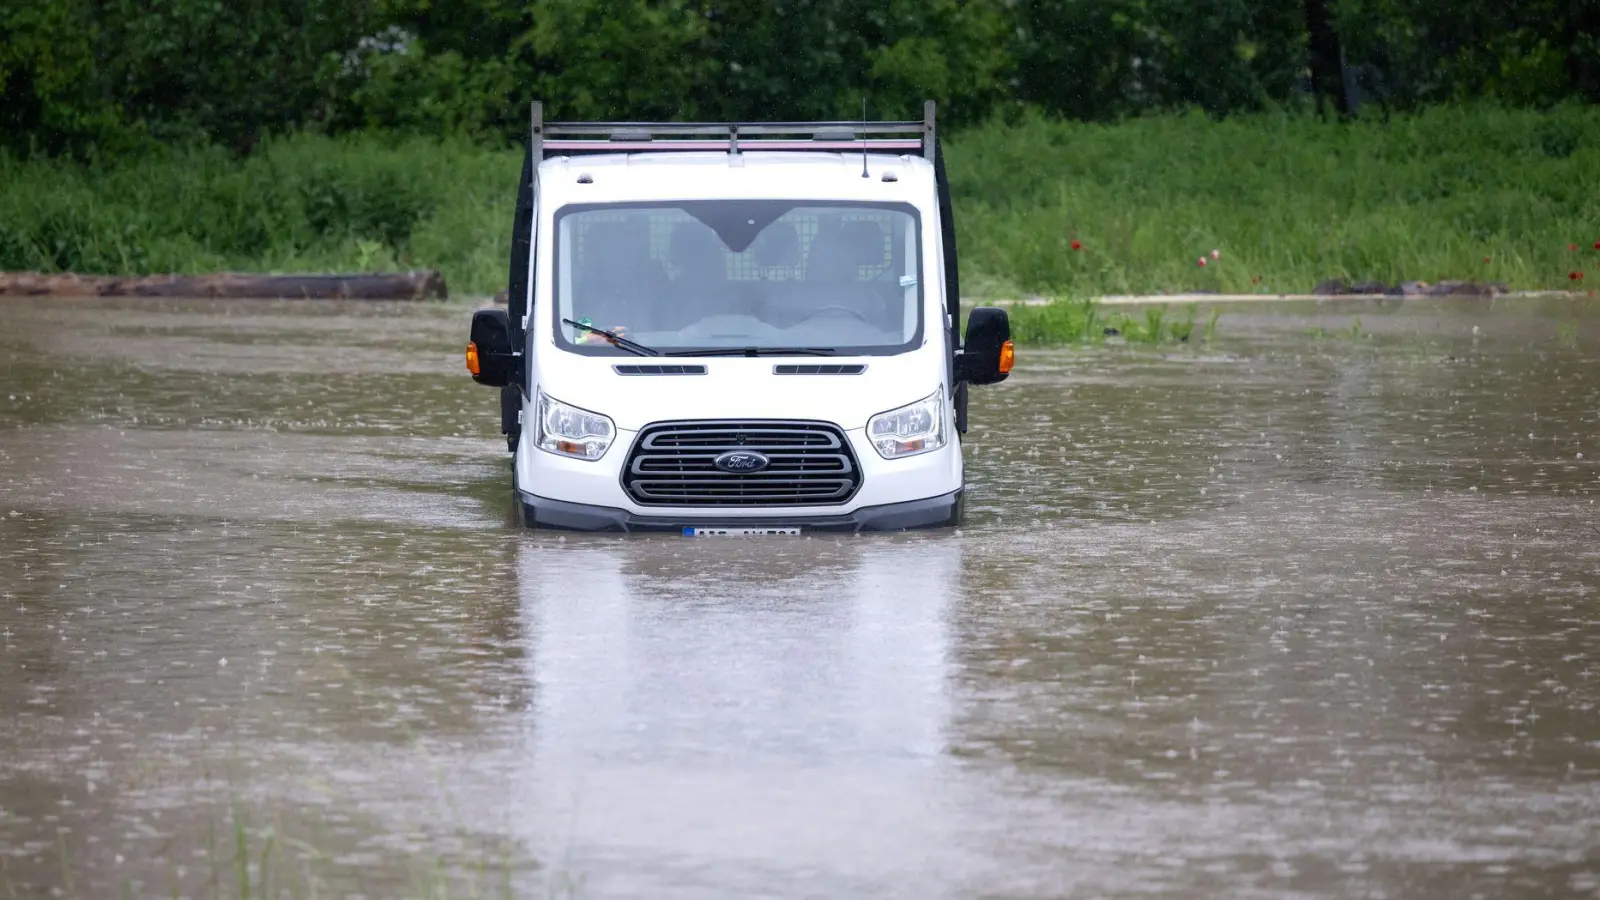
0,134,512,292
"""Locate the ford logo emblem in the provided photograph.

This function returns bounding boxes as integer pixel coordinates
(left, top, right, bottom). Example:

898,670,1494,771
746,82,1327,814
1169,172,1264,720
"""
713,451,770,473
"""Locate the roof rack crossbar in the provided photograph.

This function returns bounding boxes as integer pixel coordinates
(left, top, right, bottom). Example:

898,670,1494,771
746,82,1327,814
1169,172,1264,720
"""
542,139,922,151
526,101,939,161
542,121,924,137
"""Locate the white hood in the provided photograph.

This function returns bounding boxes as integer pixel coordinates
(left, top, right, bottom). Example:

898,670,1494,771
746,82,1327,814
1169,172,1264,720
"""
532,348,946,432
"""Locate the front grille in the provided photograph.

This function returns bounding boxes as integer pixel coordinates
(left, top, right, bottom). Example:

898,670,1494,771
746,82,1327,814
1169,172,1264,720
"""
623,420,861,507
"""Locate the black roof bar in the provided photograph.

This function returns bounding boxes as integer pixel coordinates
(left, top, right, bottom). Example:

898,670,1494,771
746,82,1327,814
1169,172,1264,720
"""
543,121,923,135
530,101,938,162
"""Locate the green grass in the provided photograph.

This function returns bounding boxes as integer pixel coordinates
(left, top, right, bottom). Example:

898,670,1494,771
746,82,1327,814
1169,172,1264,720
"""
948,104,1600,299
2,104,1598,305
12,801,549,900
1001,298,1216,344
0,135,515,295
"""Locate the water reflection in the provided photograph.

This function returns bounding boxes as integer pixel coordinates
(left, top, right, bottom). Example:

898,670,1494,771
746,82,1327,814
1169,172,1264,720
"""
505,535,965,894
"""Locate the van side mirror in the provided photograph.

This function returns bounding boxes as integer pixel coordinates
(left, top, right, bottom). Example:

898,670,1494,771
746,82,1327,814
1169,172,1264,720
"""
466,308,518,388
957,306,1013,385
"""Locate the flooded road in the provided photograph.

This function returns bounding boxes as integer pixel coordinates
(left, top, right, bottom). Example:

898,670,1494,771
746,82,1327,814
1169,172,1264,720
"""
1,295,1597,898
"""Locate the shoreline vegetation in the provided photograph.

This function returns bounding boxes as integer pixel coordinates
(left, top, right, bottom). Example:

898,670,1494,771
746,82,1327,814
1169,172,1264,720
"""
2,105,1597,344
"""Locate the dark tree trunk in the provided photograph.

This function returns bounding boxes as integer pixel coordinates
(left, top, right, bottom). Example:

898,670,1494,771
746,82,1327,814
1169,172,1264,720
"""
1304,0,1353,116
1566,0,1600,102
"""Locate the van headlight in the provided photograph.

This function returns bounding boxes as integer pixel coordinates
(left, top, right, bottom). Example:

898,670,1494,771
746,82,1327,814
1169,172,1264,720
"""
535,388,614,460
867,389,947,459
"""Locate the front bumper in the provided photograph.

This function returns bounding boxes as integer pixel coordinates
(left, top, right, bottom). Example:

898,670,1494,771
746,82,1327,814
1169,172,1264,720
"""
517,489,963,533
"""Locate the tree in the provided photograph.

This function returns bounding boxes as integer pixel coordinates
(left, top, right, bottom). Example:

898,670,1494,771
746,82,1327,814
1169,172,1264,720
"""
1305,0,1353,114
0,0,117,155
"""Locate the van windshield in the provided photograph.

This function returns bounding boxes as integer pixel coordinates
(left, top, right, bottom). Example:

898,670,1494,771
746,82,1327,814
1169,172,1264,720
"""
552,201,922,356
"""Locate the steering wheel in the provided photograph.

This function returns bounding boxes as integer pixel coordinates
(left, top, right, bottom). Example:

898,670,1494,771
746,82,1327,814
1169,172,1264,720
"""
805,305,874,323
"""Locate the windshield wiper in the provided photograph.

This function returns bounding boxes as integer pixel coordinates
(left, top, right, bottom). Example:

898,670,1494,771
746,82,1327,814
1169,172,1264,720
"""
664,347,838,357
561,319,660,357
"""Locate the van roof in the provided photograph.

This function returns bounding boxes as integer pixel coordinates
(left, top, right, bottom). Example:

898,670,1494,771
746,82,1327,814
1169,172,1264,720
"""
538,152,936,205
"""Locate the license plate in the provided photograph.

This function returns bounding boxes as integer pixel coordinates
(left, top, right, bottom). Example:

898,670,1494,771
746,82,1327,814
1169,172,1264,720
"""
682,526,802,537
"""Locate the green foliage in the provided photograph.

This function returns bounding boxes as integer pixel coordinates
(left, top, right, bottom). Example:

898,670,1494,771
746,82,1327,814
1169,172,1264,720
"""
0,0,122,155
1013,0,1307,120
6,0,1599,158
317,33,518,138
1334,0,1600,107
947,104,1600,298
0,0,379,154
3,105,1597,306
666,0,1011,124
1004,299,1203,345
520,0,712,121
0,134,512,293
1006,298,1103,344
0,0,1023,154
104,0,377,149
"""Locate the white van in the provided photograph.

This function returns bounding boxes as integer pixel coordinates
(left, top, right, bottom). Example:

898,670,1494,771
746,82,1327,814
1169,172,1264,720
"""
466,101,1013,533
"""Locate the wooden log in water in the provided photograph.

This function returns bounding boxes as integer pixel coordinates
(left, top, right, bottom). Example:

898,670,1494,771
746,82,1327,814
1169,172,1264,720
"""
0,270,448,300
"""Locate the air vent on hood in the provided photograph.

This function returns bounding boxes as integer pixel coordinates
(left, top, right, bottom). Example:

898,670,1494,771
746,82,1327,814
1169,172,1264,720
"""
772,364,866,375
612,364,708,376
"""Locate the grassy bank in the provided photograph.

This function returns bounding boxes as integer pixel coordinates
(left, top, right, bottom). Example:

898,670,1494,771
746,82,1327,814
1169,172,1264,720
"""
2,105,1598,303
1004,299,1221,345
0,137,515,295
949,105,1600,299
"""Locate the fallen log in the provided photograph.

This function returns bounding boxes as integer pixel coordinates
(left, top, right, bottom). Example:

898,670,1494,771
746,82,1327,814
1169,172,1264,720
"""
0,270,448,300
1312,278,1401,296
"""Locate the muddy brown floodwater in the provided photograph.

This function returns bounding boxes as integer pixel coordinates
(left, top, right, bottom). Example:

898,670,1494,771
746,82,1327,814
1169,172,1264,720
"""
1,295,1597,899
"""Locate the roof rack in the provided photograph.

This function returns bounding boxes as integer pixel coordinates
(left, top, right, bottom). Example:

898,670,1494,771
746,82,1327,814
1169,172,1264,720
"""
530,100,937,162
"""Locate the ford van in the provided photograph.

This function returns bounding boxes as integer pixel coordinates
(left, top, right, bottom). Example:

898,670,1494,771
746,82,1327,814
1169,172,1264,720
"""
466,101,1012,533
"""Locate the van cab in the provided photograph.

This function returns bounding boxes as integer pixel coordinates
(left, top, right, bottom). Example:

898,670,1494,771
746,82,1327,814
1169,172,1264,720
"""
467,102,1012,533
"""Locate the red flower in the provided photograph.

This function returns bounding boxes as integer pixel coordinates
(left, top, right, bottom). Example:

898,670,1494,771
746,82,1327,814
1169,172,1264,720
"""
1571,244,1580,251
1197,257,1208,267
1070,240,1082,251
1571,271,1584,281
1594,240,1599,250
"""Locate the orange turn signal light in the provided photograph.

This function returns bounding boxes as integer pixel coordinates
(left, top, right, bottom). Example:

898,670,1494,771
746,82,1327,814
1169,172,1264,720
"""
998,339,1015,374
465,341,481,376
